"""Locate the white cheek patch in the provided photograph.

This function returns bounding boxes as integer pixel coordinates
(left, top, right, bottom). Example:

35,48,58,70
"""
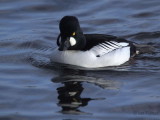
69,37,76,46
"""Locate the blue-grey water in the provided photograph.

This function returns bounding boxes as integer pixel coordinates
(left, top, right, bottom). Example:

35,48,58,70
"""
0,0,160,120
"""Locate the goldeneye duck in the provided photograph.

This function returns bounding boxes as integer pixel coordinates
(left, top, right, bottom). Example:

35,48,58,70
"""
51,16,137,68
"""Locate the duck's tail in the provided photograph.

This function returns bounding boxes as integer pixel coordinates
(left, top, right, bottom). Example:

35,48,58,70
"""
134,43,155,54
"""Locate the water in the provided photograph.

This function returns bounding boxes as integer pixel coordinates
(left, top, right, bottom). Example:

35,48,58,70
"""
0,0,160,120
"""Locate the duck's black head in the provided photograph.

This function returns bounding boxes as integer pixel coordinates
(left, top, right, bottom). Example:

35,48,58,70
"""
57,16,86,51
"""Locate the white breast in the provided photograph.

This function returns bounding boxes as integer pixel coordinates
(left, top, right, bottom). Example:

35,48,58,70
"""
51,41,131,68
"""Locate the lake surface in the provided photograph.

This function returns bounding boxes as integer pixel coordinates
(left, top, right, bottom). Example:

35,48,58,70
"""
0,0,160,120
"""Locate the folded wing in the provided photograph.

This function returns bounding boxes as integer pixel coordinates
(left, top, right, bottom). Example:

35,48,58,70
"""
90,41,129,57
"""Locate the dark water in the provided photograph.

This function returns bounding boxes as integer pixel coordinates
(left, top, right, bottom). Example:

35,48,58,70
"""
0,0,160,120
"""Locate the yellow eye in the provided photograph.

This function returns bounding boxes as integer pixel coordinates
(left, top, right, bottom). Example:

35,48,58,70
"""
72,32,76,36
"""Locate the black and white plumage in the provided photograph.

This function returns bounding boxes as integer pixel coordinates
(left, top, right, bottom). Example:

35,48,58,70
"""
51,16,137,68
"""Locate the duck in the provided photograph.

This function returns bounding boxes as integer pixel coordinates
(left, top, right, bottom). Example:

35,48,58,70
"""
51,16,137,68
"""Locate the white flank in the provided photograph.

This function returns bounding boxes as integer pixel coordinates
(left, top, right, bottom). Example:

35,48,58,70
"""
51,44,131,68
118,42,129,46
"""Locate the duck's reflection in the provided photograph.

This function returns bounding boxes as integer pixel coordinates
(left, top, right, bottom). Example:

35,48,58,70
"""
56,81,93,114
52,70,120,115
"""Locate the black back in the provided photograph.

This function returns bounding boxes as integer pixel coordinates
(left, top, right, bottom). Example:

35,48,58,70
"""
83,34,136,56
